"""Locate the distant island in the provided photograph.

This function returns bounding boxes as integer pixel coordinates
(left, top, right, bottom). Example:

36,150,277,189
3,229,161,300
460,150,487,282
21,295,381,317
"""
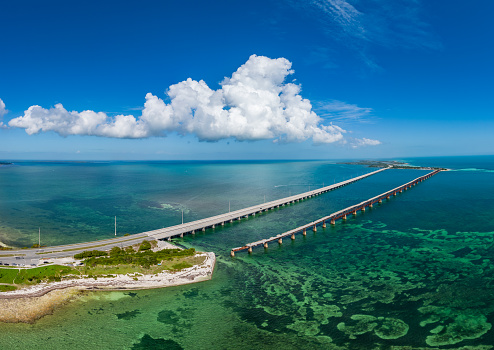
339,160,448,171
0,240,215,323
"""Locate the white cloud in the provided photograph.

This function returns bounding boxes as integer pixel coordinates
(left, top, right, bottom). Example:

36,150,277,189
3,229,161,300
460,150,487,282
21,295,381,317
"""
0,98,6,117
9,55,378,147
0,98,7,128
351,137,381,148
315,100,374,123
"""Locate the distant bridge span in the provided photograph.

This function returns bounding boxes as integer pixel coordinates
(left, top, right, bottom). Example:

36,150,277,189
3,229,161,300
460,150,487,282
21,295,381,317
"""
143,167,388,241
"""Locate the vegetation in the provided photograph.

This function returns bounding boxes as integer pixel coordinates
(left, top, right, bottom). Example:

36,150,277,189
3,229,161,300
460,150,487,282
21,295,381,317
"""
138,240,151,251
0,265,79,286
0,247,12,251
74,250,108,259
0,285,17,292
85,247,195,269
0,243,201,292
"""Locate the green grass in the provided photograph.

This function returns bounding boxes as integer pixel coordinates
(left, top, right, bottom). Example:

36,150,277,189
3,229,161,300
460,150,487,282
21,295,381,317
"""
0,268,20,284
0,285,17,292
0,265,81,286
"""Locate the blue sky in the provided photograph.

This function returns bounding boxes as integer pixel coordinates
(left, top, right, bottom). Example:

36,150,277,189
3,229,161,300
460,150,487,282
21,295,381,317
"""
0,0,492,160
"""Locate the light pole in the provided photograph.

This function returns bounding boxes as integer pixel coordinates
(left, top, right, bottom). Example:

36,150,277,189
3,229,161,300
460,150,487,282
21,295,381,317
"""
114,216,117,237
38,227,40,247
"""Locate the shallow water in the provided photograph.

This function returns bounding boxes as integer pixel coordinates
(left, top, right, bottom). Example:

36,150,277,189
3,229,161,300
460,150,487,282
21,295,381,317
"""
1,157,493,349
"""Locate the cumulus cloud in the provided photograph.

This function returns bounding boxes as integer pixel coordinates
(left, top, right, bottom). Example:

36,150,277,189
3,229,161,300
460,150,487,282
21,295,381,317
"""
9,55,378,147
0,98,7,128
0,98,6,117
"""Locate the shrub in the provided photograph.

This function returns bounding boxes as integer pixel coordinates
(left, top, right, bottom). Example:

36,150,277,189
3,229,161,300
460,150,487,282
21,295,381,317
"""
138,240,151,251
74,250,108,259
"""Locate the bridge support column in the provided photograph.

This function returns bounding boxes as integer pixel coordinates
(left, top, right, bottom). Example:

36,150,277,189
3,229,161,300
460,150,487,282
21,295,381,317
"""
221,222,225,226
353,210,357,216
361,207,366,212
370,203,373,208
291,234,295,240
191,230,195,235
230,250,235,257
343,215,347,220
167,237,171,241
378,199,382,204
278,238,283,244
393,192,397,196
180,233,184,238
303,228,307,236
264,242,268,248
212,224,215,229
202,227,206,232
230,219,233,223
248,247,253,253
330,219,335,225
322,221,326,228
313,225,317,232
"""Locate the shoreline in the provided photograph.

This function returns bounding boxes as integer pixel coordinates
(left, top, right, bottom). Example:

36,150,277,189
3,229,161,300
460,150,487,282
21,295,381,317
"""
0,252,215,323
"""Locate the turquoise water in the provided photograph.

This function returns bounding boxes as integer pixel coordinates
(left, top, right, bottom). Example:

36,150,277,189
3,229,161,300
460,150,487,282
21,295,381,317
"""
0,157,493,349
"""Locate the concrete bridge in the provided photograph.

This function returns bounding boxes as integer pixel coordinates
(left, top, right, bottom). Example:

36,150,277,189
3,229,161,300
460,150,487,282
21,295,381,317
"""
230,169,442,256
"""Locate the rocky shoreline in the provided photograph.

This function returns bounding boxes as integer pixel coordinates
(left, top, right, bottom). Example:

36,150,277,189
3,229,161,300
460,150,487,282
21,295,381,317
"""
0,252,215,323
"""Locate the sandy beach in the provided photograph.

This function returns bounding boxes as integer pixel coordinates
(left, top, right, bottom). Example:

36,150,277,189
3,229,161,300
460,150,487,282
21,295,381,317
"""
0,252,215,323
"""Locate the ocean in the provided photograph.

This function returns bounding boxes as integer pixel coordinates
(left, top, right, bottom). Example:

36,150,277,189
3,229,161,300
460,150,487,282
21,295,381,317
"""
0,156,493,349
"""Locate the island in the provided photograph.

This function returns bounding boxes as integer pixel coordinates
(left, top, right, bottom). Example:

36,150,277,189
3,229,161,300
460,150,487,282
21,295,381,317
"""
0,240,215,323
339,160,448,171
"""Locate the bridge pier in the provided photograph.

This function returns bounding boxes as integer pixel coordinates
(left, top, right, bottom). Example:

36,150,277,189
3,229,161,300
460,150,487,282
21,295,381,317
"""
322,221,326,228
248,246,253,253
230,250,235,257
369,203,373,208
278,238,283,244
343,215,347,220
378,199,382,204
330,219,335,225
291,234,295,240
303,228,307,236
202,227,206,231
353,210,357,216
167,237,171,241
191,230,195,235
361,207,366,212
180,233,184,238
230,219,233,223
264,242,268,248
212,224,215,229
221,222,225,226
393,192,397,196
313,225,317,232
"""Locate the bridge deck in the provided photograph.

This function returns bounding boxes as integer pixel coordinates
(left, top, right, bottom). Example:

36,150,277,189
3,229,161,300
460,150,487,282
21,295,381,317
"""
231,169,441,255
142,167,388,240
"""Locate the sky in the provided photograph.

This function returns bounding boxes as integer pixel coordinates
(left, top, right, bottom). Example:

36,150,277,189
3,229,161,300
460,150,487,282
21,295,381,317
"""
0,0,493,160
